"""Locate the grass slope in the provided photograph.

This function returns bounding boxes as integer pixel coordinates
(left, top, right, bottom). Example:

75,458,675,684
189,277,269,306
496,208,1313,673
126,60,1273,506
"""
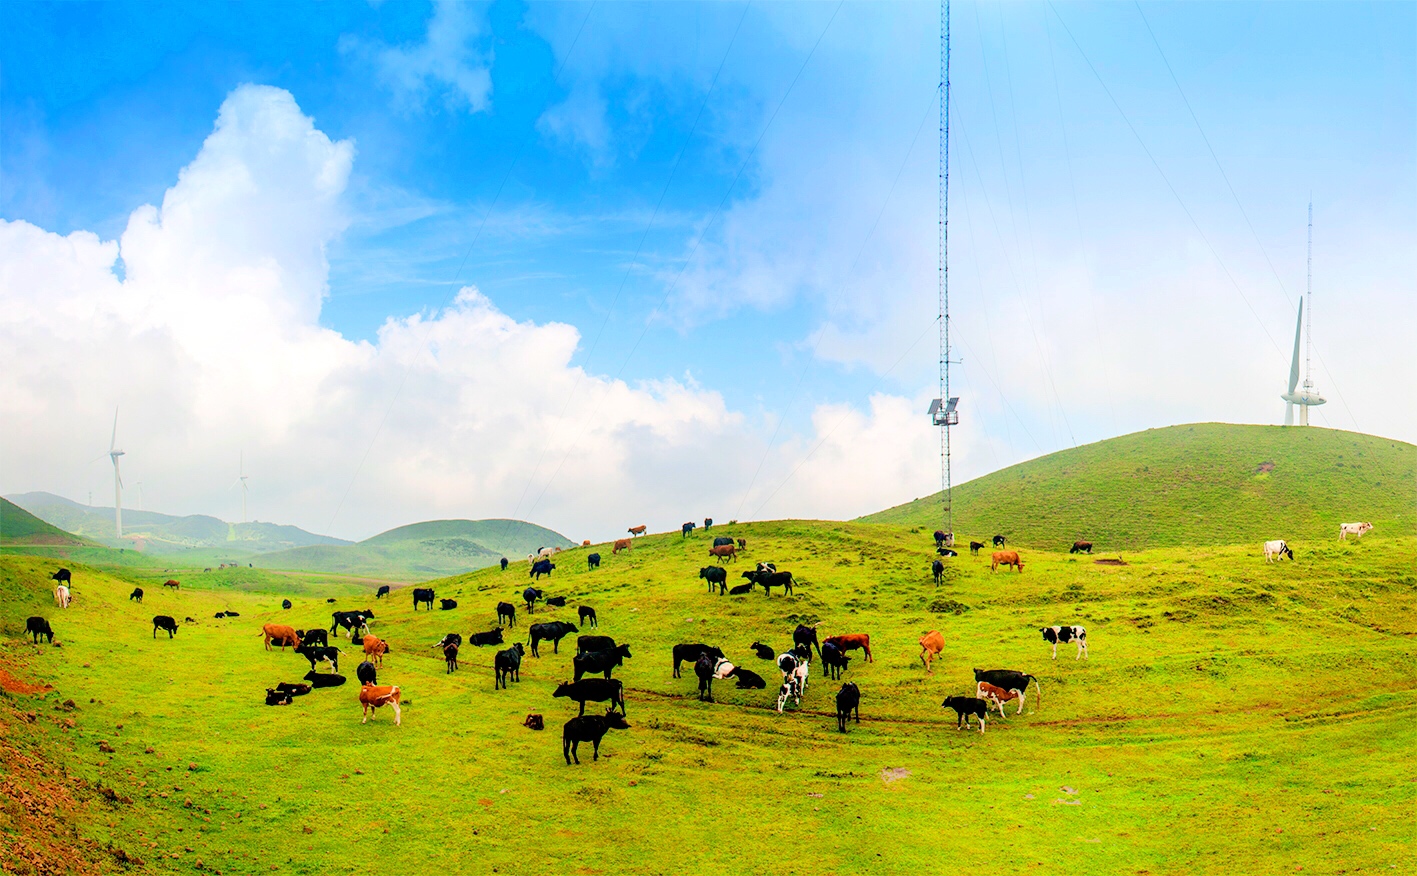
2,521,1413,874
862,423,1415,549
0,496,89,546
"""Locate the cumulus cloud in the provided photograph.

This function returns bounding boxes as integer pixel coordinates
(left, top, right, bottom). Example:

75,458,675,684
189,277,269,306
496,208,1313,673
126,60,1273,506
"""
0,84,932,540
344,0,493,113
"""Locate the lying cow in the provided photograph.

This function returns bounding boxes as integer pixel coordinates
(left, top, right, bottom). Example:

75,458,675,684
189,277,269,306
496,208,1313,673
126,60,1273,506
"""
494,644,525,689
1041,625,1088,660
440,598,458,611
467,628,505,647
941,696,988,733
990,551,1023,573
554,678,625,716
1263,539,1294,562
303,671,346,688
728,582,754,595
750,642,775,660
562,710,630,764
544,596,568,608
1339,522,1373,541
275,681,311,697
729,667,766,689
358,683,402,726
265,689,293,706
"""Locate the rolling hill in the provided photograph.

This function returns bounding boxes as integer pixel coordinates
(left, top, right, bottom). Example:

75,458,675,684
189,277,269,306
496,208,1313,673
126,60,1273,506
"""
861,423,1415,549
0,496,89,546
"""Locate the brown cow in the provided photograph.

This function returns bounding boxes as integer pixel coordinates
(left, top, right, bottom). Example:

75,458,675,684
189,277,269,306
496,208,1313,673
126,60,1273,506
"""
612,538,633,555
628,525,647,537
708,544,737,563
363,636,391,667
991,551,1023,573
824,633,872,662
919,630,945,673
261,623,302,651
358,683,402,725
582,540,591,547
163,579,181,590
976,680,1025,716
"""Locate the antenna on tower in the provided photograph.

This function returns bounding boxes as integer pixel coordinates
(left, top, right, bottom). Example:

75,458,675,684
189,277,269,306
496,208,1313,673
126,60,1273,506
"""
927,0,959,547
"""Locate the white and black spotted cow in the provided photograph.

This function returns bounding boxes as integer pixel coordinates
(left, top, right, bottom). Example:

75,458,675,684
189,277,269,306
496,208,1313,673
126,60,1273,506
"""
1263,540,1294,563
1040,625,1087,660
775,653,806,712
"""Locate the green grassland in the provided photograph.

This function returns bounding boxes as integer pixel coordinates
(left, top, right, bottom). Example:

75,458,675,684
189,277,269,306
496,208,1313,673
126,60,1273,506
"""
0,496,91,546
3,520,1414,875
863,423,1416,549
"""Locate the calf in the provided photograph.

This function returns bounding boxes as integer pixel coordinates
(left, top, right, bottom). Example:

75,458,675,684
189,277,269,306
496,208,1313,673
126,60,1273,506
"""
937,547,958,558
1070,541,1093,554
412,588,435,611
1338,522,1373,541
530,560,555,580
562,711,630,764
793,624,822,659
355,661,377,686
1041,625,1088,660
991,551,1023,573
523,587,544,613
554,678,625,715
467,628,505,647
931,559,945,584
275,682,311,697
298,628,329,647
821,641,851,680
494,643,525,689
497,601,517,627
129,588,143,603
294,644,342,672
544,596,568,608
363,637,391,667
440,598,458,610
700,566,728,594
823,633,872,662
750,641,775,660
574,645,632,681
976,680,1025,716
992,535,1006,547
265,689,293,706
152,616,179,639
587,553,601,570
443,641,459,673
577,635,616,655
672,643,724,678
728,582,754,595
578,605,598,628
376,585,390,599
729,667,766,689
969,541,984,555
25,617,54,644
973,669,1041,711
303,671,346,688
941,696,988,733
358,683,402,726
836,682,861,732
528,621,578,657
1263,540,1294,562
919,630,946,673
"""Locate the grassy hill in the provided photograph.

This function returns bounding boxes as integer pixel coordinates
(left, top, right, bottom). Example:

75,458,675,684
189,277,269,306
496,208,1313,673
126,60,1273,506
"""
0,496,89,546
1,521,1412,873
862,423,1415,549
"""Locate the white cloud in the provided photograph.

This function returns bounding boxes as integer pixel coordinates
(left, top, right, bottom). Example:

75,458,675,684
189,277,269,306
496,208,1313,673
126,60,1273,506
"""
344,0,493,113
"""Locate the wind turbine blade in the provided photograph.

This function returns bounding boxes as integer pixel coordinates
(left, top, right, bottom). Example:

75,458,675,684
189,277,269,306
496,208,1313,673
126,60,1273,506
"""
1287,299,1303,394
229,477,243,490
110,407,119,452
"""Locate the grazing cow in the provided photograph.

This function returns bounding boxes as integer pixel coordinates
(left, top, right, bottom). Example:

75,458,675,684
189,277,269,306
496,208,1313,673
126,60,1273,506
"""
412,588,435,611
573,645,632,681
376,585,390,599
932,559,945,584
919,630,946,673
494,644,525,689
1264,540,1295,563
628,525,647,537
51,569,72,586
363,637,391,667
355,661,377,686
1041,625,1088,660
562,710,630,764
440,599,458,610
326,598,334,603
934,530,947,547
793,623,822,658
523,587,545,612
274,681,312,697
304,671,346,688
578,606,598,628
729,667,766,689
695,653,720,701
821,641,851,680
973,669,1041,711
976,681,1025,716
737,538,747,550
25,617,54,644
164,579,181,590
467,628,505,647
294,644,342,672
582,540,591,547
358,683,402,726
728,582,754,596
497,602,517,627
712,536,734,548
265,689,293,706
299,628,329,647
530,560,555,580
330,609,375,634
750,641,775,660
577,635,616,654
672,643,724,678
742,568,794,596
129,587,143,603
708,544,737,563
500,557,509,571
937,547,958,557
152,616,179,639
554,678,625,716
612,538,633,555
823,633,872,662
700,566,728,594
941,696,988,733
1339,522,1373,541
682,522,696,538
836,682,861,732
545,596,568,608
52,584,71,608
587,553,601,570
443,641,459,673
991,551,1024,573
992,535,1006,548
1070,541,1094,554
704,518,713,530
528,621,579,657
969,541,985,555
261,623,301,651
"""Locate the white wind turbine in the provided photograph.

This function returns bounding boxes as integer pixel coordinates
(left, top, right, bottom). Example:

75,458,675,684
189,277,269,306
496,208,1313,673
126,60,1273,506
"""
231,452,249,523
108,408,126,538
1280,203,1326,426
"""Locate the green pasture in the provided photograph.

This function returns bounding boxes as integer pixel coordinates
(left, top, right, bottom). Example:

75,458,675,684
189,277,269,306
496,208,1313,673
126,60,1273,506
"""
2,520,1414,874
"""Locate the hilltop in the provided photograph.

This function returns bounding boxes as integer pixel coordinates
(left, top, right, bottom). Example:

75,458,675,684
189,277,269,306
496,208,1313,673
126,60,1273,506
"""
862,423,1415,550
0,496,89,546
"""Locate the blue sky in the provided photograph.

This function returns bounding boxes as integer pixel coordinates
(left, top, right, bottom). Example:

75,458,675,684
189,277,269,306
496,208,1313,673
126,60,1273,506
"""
2,1,1413,539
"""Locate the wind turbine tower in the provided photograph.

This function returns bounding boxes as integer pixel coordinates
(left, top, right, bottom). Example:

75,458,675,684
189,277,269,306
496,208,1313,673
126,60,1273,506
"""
1281,203,1326,425
108,408,125,537
233,452,249,523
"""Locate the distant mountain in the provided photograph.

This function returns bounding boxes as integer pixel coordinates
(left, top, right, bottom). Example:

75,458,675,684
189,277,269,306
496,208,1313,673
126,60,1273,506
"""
5,491,351,555
0,497,89,546
255,518,574,581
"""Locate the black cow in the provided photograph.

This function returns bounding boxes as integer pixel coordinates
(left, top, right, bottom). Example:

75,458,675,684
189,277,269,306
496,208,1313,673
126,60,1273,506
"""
528,621,579,657
941,696,988,733
544,596,567,608
934,530,947,547
937,547,958,557
500,557,509,571
737,538,747,550
554,678,625,716
152,616,179,639
265,689,293,706
750,641,775,660
573,645,632,681
704,518,713,530
700,566,728,594
443,641,460,673
294,644,342,672
730,667,766,689
695,653,718,701
1070,541,1093,554
376,585,391,599
530,560,555,580
330,609,374,634
412,588,435,611
440,599,458,611
497,601,517,627
587,553,601,570
355,661,377,686
523,588,544,613
494,643,525,689
973,668,1041,710
25,617,54,644
992,535,1006,548
969,541,985,555
326,597,335,603
932,559,945,584
562,711,630,764
821,641,851,680
221,610,240,617
297,628,329,647
468,628,505,647
728,582,754,595
303,671,346,688
712,536,734,548
275,681,311,697
51,569,72,586
577,634,616,654
578,606,597,628
282,599,292,610
793,624,822,658
129,588,143,603
672,643,724,678
682,522,696,537
742,568,795,596
836,682,861,732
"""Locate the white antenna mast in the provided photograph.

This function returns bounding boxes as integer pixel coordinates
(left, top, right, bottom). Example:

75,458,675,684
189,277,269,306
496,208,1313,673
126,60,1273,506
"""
928,0,958,545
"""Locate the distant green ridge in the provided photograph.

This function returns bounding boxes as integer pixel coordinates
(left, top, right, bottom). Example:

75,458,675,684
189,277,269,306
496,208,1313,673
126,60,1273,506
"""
0,496,89,545
860,423,1415,550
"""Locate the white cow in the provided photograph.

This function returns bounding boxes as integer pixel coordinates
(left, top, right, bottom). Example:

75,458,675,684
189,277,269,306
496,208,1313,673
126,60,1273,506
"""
1339,522,1373,541
1263,540,1294,563
53,584,71,608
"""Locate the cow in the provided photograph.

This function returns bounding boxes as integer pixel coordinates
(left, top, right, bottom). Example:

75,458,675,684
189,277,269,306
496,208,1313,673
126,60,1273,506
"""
412,588,435,611
792,623,822,659
265,689,293,706
545,596,568,608
363,637,391,667
937,547,958,557
348,616,372,642
534,547,560,561
577,635,616,655
355,661,377,686
823,633,872,662
443,641,459,673
1339,522,1373,541
51,569,72,586
573,645,632,681
919,630,946,673
163,579,181,590
494,644,525,689
358,683,402,726
294,644,342,672
991,551,1023,573
435,633,463,649
821,641,851,680
1264,540,1294,562
973,669,1041,712
700,566,728,594
729,667,766,689
1070,541,1093,554
712,536,734,548
330,609,375,635
261,623,301,651
742,568,794,596
51,584,71,609
497,601,517,627
836,682,861,732
704,518,713,530
695,653,720,701
376,585,390,599
682,522,696,538
530,560,555,580
934,530,948,547
628,525,647,537
222,610,241,618
775,653,806,712
528,621,579,657
931,559,945,584
554,679,625,716
274,681,312,697
992,535,1006,547
279,599,292,610
299,628,329,648
562,710,630,764
304,671,346,688
578,606,598,628
467,628,505,647
976,680,1025,716
728,582,754,595
1041,625,1088,660
25,617,54,644
737,538,747,550
523,588,545,613
582,540,591,547
587,553,601,570
150,615,179,639
129,587,143,603
612,538,633,555
941,696,988,733
500,557,509,571
672,643,724,678
439,598,458,611
750,642,775,660
708,544,737,563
